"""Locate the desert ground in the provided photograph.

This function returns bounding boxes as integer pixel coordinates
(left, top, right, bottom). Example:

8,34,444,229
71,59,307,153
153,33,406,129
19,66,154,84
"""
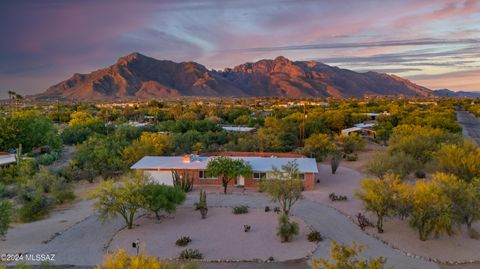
109,207,316,261
2,141,479,268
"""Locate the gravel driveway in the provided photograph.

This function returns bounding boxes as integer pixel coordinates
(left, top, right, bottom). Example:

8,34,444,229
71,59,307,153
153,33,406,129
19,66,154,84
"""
8,191,438,269
457,111,480,145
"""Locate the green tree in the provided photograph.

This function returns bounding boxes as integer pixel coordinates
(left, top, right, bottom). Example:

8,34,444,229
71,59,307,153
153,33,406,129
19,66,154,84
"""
434,173,480,230
89,174,146,229
334,133,366,154
356,175,402,233
366,152,418,179
206,156,252,194
435,140,480,182
142,183,186,220
261,161,304,215
257,117,298,152
303,134,335,161
123,132,172,165
75,135,127,180
388,125,460,164
68,111,100,127
312,241,391,269
0,199,12,236
0,112,62,153
409,179,456,241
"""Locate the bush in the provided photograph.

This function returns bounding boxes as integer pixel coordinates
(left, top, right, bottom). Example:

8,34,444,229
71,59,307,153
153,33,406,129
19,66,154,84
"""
345,153,358,161
307,230,323,242
232,205,249,214
36,152,59,166
277,214,299,242
175,236,192,247
95,248,199,269
19,194,51,222
179,248,203,260
0,199,12,236
54,189,76,204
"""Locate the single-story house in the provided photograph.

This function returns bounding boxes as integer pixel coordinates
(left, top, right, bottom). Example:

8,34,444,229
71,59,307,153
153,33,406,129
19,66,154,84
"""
131,153,318,190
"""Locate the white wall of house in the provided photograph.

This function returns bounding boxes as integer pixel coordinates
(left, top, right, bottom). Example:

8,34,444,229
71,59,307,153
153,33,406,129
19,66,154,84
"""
144,171,174,186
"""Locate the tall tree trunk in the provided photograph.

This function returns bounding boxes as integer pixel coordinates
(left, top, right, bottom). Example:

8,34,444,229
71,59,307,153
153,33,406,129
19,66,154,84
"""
223,181,227,194
376,215,384,233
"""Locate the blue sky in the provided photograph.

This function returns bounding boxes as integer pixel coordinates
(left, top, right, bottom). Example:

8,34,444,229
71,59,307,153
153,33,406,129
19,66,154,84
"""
0,0,479,98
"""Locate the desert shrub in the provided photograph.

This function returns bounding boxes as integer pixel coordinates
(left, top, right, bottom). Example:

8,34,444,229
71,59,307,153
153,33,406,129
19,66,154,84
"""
312,241,387,269
94,248,199,269
232,205,249,214
307,230,323,242
53,189,76,204
175,236,192,247
334,133,367,154
345,153,358,161
36,152,59,166
0,199,12,236
179,249,203,260
19,194,51,222
366,151,418,179
277,213,299,242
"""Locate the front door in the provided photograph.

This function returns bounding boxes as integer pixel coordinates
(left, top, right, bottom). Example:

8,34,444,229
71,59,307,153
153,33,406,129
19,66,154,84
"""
237,176,245,186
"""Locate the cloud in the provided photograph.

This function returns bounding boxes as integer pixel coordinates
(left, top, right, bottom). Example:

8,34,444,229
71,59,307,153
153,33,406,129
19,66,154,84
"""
233,38,480,53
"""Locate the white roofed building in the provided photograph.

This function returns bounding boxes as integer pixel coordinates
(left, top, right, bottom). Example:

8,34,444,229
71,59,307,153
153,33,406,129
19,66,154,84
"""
131,153,318,190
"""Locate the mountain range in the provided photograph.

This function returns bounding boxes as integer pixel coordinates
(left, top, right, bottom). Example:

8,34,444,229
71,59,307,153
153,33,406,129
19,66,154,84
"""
433,89,480,98
36,53,435,100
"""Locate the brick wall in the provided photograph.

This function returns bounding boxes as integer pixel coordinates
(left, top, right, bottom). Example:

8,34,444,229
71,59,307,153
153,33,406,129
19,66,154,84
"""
140,169,316,191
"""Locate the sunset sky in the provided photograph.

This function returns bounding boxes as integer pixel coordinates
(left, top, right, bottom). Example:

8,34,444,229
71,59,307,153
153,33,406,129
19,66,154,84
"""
0,0,479,98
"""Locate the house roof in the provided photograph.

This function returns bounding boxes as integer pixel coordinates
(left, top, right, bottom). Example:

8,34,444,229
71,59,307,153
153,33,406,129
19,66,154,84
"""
0,153,16,166
221,126,256,132
341,127,362,134
131,156,318,173
354,123,376,128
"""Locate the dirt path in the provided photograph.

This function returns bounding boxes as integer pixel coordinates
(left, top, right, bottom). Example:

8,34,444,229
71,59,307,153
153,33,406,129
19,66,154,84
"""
0,199,94,253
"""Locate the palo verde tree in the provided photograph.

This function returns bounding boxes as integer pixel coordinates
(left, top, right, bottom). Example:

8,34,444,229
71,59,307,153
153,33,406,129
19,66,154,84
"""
355,174,402,233
434,173,480,231
142,183,186,220
435,140,480,182
122,132,173,166
261,161,304,216
312,241,391,269
206,156,252,194
409,178,456,241
89,173,146,229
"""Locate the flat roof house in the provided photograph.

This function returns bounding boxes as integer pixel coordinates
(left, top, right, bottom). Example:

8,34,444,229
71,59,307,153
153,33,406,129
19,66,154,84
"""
131,153,319,191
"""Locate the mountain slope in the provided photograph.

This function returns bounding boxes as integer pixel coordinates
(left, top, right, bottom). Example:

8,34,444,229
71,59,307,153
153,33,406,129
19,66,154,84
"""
37,53,433,100
434,89,480,98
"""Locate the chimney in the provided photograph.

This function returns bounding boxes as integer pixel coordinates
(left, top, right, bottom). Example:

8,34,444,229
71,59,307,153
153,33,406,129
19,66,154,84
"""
182,155,191,163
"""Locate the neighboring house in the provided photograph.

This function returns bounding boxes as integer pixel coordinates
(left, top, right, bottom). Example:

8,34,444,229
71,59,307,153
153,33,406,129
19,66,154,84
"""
131,153,319,190
221,126,256,132
0,152,16,166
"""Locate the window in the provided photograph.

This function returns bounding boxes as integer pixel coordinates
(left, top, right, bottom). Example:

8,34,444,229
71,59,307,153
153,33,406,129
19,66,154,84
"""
253,172,267,180
199,170,217,179
297,173,305,180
